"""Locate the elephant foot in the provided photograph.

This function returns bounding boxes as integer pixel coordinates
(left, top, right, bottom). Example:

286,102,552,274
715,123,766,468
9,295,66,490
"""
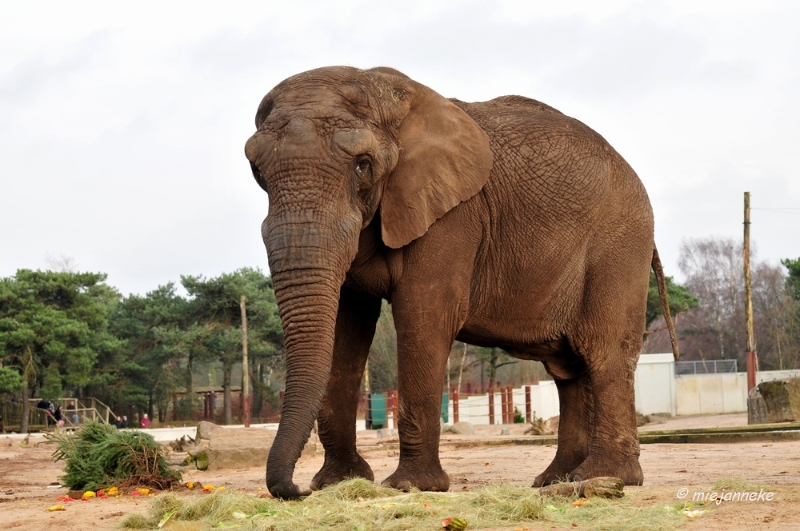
569,454,643,486
310,453,375,491
532,454,585,487
381,461,450,492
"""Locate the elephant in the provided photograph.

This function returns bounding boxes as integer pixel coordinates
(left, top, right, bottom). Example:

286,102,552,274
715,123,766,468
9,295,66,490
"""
244,66,679,500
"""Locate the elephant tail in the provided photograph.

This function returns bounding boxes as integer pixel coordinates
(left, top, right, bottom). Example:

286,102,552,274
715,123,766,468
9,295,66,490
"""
652,247,680,360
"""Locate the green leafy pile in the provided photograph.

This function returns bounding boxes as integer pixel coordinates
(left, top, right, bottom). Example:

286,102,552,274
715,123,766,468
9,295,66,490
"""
50,420,181,490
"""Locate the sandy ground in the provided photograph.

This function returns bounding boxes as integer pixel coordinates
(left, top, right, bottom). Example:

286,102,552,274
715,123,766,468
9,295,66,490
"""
1,413,798,530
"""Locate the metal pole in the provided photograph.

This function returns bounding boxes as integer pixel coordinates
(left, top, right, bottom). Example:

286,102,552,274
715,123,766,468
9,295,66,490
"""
240,295,251,427
743,192,757,391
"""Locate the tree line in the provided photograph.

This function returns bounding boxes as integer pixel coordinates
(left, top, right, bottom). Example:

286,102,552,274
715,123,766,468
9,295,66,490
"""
2,238,799,431
0,268,284,431
644,237,800,372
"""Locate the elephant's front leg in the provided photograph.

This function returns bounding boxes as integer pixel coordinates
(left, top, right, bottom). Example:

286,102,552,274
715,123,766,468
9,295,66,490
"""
381,304,456,492
310,287,381,491
533,368,593,487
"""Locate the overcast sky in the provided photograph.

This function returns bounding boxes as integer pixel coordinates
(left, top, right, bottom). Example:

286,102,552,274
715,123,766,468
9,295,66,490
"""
2,1,798,295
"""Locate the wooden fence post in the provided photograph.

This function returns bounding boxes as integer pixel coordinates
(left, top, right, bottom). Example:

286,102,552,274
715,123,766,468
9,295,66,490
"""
452,387,460,423
525,385,532,423
500,387,508,424
506,386,512,423
488,388,495,425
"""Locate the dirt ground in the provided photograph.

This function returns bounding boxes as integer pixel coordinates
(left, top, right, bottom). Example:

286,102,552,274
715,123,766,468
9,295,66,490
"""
1,413,799,530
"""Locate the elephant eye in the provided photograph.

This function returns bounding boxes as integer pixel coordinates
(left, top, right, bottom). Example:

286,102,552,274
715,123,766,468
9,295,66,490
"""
250,161,263,180
250,161,269,193
354,157,371,178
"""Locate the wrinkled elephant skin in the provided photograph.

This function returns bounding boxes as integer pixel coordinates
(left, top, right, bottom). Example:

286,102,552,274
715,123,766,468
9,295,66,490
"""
244,66,678,499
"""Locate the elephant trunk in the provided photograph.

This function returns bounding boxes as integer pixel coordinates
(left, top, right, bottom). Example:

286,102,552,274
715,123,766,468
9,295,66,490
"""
264,217,358,499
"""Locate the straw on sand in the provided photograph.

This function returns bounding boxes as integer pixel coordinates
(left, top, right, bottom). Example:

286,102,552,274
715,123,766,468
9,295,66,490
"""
120,478,689,530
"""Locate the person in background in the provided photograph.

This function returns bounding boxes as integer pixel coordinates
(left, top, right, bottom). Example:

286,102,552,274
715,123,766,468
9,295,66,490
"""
121,415,129,428
66,401,78,424
114,416,123,429
140,413,151,428
37,400,56,426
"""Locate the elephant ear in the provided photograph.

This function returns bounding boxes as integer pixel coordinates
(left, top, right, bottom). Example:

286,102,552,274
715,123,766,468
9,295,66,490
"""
377,75,493,249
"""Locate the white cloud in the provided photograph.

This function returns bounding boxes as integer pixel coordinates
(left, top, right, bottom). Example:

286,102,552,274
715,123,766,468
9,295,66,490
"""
1,0,798,293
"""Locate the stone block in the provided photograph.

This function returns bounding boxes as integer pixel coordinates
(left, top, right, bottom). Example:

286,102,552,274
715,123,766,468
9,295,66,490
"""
188,422,319,471
189,422,276,471
443,422,475,435
748,377,800,424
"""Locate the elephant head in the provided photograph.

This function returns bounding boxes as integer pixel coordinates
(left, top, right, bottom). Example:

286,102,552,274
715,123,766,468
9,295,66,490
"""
244,66,493,498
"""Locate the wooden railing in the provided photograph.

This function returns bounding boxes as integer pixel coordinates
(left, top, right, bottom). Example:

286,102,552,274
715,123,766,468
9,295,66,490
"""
0,398,118,433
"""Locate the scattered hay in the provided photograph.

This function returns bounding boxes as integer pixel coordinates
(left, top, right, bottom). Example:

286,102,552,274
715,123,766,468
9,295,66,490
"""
712,476,754,491
116,513,152,529
120,478,690,531
48,420,181,491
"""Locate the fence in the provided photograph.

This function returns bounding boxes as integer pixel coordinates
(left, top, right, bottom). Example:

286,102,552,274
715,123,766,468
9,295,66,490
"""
1,397,118,433
363,383,560,429
675,359,738,376
359,354,800,425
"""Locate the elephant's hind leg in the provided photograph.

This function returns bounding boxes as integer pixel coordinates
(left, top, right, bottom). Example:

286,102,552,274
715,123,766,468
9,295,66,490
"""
310,287,381,491
568,330,644,486
533,368,593,487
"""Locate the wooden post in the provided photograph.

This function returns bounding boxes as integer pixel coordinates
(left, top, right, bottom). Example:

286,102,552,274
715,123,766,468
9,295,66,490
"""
452,386,460,423
500,386,508,424
488,387,495,425
506,386,512,423
457,342,468,394
447,354,451,395
525,385,532,423
240,295,251,427
500,386,506,423
747,352,757,392
506,385,514,424
743,192,757,391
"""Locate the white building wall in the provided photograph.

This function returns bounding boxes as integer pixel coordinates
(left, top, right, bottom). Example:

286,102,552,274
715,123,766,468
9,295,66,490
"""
757,370,800,384
442,353,799,424
635,353,677,416
675,373,748,415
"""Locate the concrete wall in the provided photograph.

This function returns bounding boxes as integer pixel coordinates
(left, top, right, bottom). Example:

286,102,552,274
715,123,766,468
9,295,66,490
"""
757,370,800,383
635,355,800,416
675,373,748,415
674,369,800,416
635,353,677,416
